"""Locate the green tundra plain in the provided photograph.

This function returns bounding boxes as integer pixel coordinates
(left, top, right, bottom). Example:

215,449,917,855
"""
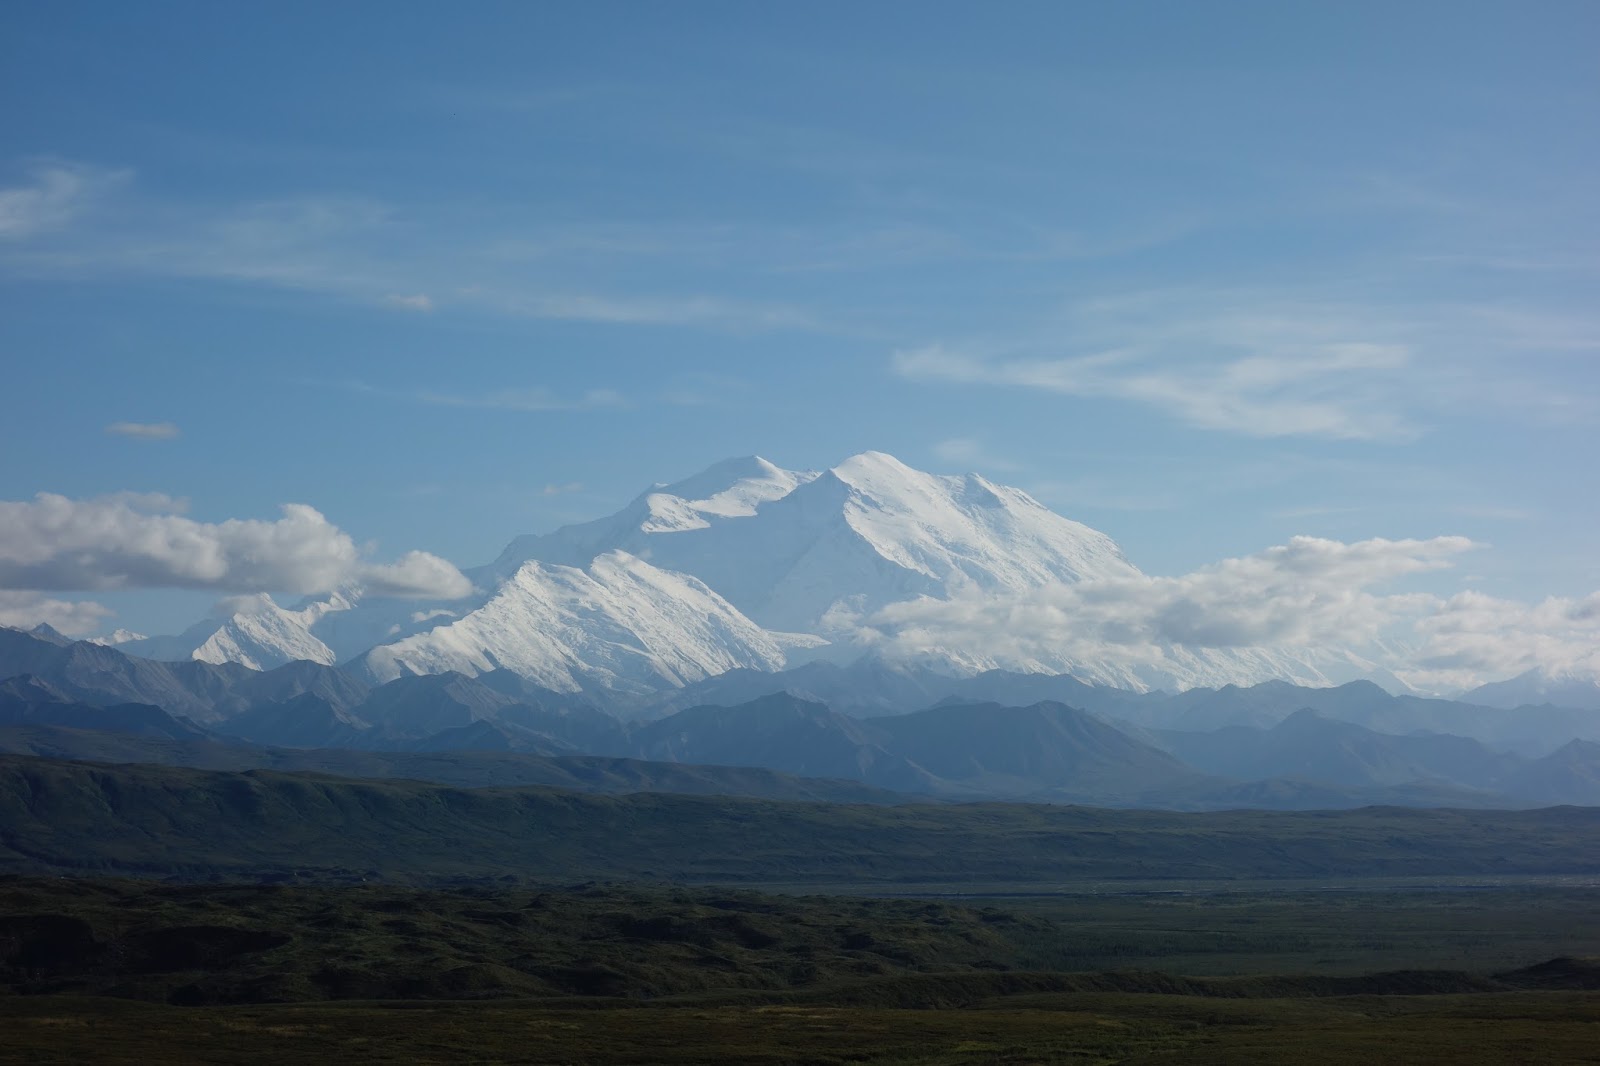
3,874,1598,1064
3,755,1599,1062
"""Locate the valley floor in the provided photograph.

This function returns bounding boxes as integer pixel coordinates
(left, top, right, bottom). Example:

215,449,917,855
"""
3,877,1599,1062
5,991,1599,1064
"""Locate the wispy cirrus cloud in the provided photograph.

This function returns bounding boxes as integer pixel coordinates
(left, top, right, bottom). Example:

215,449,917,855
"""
0,161,817,332
328,378,629,413
1450,504,1537,522
0,161,127,240
416,386,627,413
479,290,815,330
384,293,434,312
105,421,180,441
892,282,1600,441
330,374,763,415
895,338,1416,442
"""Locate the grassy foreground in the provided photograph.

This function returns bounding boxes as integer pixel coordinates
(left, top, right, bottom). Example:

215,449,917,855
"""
7,877,1600,1003
0,878,1049,1003
3,877,1599,1062
4,991,1599,1064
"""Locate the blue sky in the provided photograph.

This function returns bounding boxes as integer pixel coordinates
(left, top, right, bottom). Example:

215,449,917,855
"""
1,0,1597,652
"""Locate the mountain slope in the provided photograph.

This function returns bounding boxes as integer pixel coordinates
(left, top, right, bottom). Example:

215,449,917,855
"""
0,677,212,742
1464,668,1600,712
629,693,942,793
0,627,368,722
639,659,966,720
0,639,1559,809
495,452,1137,636
637,664,1600,758
118,594,352,669
4,755,1598,884
0,726,906,804
491,455,819,574
1508,739,1600,805
1154,710,1524,792
870,700,1198,800
1091,678,1600,756
212,694,375,749
353,551,793,694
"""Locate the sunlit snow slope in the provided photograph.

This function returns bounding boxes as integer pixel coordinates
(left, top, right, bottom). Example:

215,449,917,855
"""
495,451,1138,633
355,551,792,695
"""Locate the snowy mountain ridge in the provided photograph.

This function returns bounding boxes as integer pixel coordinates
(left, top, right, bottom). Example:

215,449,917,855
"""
354,550,801,695
118,594,346,670
494,451,1138,636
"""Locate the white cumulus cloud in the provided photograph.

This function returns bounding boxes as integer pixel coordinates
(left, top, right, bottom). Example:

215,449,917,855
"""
364,550,474,598
863,535,1479,681
0,493,472,599
0,591,113,636
1404,590,1600,691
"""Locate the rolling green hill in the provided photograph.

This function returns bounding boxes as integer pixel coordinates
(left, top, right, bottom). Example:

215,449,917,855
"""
0,725,906,804
0,877,1050,1004
1,754,1596,885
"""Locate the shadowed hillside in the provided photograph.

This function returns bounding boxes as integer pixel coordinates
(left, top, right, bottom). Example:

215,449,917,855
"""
0,725,906,804
1,755,1597,885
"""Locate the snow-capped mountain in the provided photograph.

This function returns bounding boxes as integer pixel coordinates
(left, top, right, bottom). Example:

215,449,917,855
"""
105,451,1449,697
491,456,818,575
874,636,1410,697
494,451,1137,634
118,594,347,670
1463,667,1600,711
354,550,803,695
114,586,481,673
88,628,147,647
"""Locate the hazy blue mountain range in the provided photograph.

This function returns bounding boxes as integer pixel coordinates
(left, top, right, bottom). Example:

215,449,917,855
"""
1463,668,1600,712
0,725,906,805
637,658,1600,757
4,626,1598,810
4,755,1598,885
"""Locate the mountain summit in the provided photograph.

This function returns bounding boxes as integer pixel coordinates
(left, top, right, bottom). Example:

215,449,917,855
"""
489,451,1135,634
490,455,819,575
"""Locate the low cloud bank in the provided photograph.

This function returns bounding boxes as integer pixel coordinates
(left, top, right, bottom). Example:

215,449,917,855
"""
1407,590,1600,690
0,492,473,601
0,591,112,636
860,535,1596,690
